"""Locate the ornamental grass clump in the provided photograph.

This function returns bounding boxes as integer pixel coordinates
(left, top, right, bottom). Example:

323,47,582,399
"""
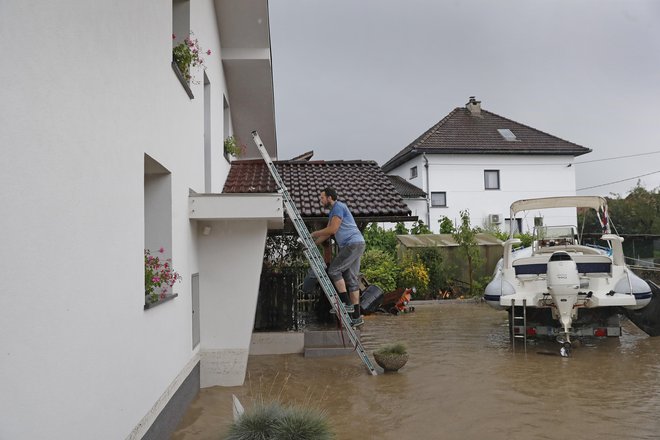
375,342,407,356
373,343,409,372
226,401,334,440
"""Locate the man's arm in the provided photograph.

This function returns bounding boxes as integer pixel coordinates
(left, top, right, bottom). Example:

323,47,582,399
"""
311,216,342,242
314,233,331,245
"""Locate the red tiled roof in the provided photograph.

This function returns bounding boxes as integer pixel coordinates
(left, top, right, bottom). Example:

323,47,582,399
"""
382,106,592,172
223,159,413,222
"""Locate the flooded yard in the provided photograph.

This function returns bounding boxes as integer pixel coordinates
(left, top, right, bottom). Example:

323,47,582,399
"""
173,302,660,439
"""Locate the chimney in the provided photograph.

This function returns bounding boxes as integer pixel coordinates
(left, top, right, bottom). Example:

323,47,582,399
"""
466,96,481,116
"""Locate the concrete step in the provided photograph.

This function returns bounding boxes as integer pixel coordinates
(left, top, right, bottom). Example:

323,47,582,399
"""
304,330,361,348
304,346,357,358
303,330,361,358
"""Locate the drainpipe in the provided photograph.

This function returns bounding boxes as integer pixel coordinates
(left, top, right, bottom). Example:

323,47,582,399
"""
423,153,431,227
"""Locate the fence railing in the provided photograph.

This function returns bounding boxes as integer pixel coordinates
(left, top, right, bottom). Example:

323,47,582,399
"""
254,266,332,331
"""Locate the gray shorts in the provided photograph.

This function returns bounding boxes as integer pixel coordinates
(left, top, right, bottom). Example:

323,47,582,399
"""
327,242,366,293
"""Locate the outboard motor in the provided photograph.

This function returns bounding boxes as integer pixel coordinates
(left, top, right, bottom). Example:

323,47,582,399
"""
546,251,580,339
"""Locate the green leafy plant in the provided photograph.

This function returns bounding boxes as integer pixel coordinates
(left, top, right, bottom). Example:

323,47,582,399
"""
172,32,210,84
360,248,400,293
363,222,398,257
397,255,429,294
492,230,533,248
414,247,456,299
394,222,409,235
145,248,182,303
410,220,432,235
263,234,307,271
438,216,455,234
224,135,244,158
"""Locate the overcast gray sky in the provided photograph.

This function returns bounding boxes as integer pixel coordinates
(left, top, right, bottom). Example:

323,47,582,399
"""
268,0,660,197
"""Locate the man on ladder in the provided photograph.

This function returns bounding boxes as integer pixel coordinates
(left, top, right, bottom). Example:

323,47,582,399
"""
311,187,366,327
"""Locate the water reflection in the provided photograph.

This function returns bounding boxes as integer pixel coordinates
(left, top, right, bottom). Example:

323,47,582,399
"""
174,303,660,440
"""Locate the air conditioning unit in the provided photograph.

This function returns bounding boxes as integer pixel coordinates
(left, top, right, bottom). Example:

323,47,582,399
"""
489,214,501,224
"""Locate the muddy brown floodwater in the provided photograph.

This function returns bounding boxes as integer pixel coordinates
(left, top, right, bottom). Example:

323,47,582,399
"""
172,302,660,440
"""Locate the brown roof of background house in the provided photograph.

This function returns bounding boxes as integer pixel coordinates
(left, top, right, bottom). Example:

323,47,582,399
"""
382,100,592,172
387,175,426,198
223,159,415,226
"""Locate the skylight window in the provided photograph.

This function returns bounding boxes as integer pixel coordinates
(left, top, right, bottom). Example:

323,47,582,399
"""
497,128,517,141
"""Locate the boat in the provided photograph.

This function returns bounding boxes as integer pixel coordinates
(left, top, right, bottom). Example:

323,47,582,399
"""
484,196,653,354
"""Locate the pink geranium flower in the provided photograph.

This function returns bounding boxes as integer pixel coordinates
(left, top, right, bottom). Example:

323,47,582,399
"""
145,248,182,303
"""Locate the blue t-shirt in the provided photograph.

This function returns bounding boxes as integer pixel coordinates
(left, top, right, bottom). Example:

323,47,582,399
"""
328,201,364,247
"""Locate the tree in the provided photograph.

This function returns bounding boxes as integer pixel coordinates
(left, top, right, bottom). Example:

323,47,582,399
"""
362,222,398,257
394,222,409,235
452,210,484,296
438,216,455,234
577,184,660,235
410,220,432,235
263,233,306,270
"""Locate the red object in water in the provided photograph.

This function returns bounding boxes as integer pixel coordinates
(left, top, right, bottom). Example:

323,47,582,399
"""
594,328,607,337
381,288,414,314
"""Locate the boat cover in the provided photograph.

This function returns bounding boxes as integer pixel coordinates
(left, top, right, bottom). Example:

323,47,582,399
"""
511,196,607,215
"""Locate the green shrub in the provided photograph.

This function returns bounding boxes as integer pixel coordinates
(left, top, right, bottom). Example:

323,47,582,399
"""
492,230,533,248
361,248,400,293
410,220,432,235
438,216,455,234
414,247,456,299
363,223,398,257
397,256,429,294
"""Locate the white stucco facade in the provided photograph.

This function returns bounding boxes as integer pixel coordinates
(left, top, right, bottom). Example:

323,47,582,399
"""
389,154,579,233
0,1,280,439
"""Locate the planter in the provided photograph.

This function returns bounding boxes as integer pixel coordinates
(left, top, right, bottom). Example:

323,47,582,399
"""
373,352,408,372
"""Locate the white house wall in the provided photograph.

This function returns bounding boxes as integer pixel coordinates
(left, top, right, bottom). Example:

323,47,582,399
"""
0,1,272,439
389,154,578,233
197,219,266,387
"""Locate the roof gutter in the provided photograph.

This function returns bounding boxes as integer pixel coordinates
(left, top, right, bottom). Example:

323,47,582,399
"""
423,153,431,227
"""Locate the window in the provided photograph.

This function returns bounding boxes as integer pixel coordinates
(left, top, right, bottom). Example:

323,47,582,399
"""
144,154,176,309
172,0,194,98
506,218,522,234
431,192,447,207
497,128,518,141
172,0,190,48
223,96,232,161
484,170,500,190
410,166,418,179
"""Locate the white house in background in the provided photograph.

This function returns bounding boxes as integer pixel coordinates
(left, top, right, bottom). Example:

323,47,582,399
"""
382,97,592,234
0,1,282,439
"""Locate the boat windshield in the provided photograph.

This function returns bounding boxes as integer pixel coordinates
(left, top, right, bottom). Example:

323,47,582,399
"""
534,225,577,247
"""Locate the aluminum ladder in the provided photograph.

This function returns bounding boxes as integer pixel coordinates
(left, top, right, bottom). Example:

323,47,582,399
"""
510,298,527,352
251,131,378,376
